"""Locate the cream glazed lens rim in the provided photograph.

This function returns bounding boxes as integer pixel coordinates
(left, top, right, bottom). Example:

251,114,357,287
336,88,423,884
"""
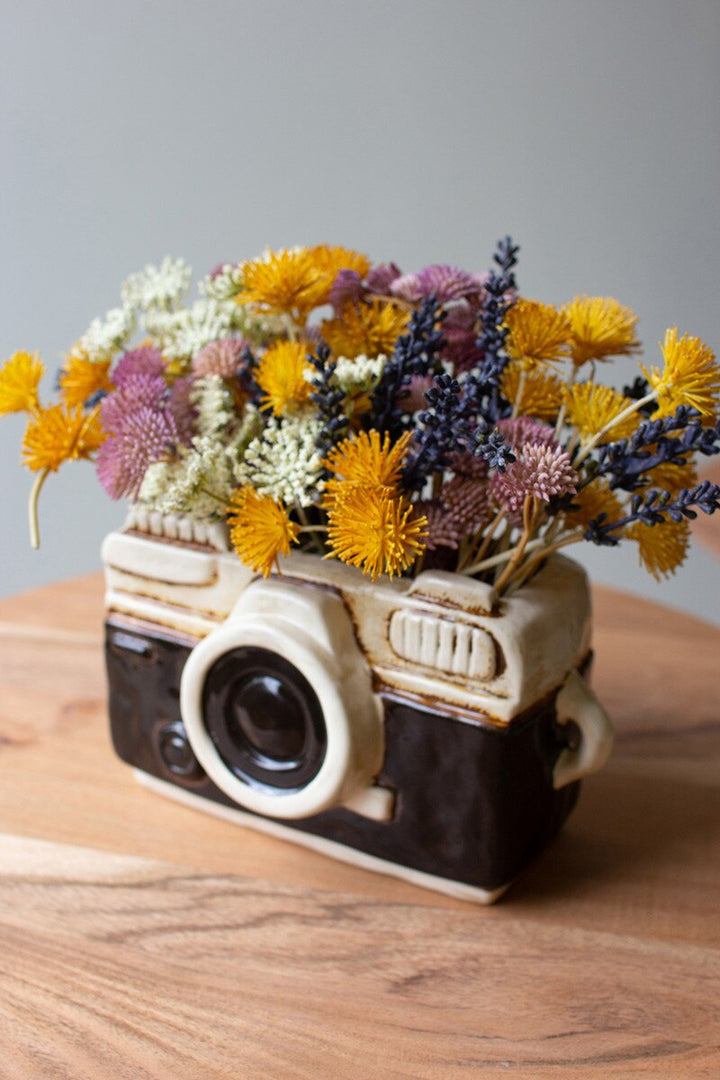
179,590,386,820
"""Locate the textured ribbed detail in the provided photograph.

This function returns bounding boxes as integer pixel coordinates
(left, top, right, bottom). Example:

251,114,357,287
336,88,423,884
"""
124,508,230,552
388,610,497,680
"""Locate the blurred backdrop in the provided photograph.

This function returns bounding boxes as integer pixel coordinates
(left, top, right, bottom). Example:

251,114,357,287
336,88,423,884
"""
2,0,719,621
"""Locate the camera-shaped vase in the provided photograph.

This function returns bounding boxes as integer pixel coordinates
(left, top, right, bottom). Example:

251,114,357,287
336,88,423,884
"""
103,511,612,903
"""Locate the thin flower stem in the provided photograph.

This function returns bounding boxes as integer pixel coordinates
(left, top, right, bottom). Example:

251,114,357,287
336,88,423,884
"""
459,508,507,570
198,485,230,506
494,496,538,593
504,529,585,593
461,535,547,577
28,468,50,549
511,368,527,419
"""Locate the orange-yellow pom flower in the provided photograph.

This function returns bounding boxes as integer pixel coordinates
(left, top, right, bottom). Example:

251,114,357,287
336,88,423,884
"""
643,328,720,417
563,296,640,367
255,340,313,417
504,299,571,368
21,405,105,472
321,299,410,360
323,429,413,490
563,381,638,443
59,354,114,409
227,485,300,577
500,361,564,421
325,484,427,581
0,351,45,415
627,518,690,581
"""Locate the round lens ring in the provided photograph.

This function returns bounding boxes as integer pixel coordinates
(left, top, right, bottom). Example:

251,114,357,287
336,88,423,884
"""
202,646,327,793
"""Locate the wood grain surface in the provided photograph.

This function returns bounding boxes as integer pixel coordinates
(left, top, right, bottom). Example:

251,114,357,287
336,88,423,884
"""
0,574,718,1079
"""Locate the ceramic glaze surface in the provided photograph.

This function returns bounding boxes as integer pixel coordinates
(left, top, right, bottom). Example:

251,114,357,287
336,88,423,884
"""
102,522,613,901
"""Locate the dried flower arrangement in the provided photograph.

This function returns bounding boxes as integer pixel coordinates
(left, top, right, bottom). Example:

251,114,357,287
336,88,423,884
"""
2,238,719,595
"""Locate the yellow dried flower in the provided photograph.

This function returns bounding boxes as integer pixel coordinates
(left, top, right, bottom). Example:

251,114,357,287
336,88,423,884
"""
321,299,410,360
500,360,564,421
626,518,690,581
0,351,45,415
235,247,329,323
309,245,371,289
643,328,720,418
563,296,640,367
323,429,412,490
563,481,624,530
227,485,300,577
504,299,571,368
325,484,427,582
563,382,638,443
22,405,106,473
59,353,114,409
255,340,313,417
647,460,697,494
235,245,370,325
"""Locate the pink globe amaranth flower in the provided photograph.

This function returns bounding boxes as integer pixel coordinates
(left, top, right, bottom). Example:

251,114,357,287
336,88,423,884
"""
442,325,484,373
497,417,558,451
447,450,489,480
413,499,462,551
392,265,485,305
113,347,165,386
490,444,577,515
440,474,492,533
193,338,247,378
101,374,168,434
390,272,423,303
96,406,179,500
365,263,402,295
328,269,365,310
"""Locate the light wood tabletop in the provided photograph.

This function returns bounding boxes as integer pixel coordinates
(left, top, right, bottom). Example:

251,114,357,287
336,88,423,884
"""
0,573,718,1079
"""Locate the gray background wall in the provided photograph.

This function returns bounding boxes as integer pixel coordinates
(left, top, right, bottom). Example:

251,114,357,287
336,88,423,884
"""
2,0,719,622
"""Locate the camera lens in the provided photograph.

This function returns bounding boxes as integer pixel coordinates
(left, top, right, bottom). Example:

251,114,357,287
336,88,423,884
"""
202,647,327,794
230,673,306,762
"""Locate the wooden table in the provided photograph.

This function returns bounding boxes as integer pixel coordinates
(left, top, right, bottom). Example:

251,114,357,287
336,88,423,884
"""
0,575,718,1079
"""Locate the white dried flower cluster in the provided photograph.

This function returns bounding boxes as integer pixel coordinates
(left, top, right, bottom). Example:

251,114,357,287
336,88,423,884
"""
199,263,244,302
142,299,244,361
72,307,135,363
121,257,192,311
333,353,387,394
192,375,237,436
139,435,235,519
237,416,324,507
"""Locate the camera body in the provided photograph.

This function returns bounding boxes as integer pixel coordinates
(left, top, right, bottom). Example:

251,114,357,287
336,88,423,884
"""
103,511,612,903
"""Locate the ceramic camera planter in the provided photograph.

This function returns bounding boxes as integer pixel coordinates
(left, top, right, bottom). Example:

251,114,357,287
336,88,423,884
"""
103,510,613,903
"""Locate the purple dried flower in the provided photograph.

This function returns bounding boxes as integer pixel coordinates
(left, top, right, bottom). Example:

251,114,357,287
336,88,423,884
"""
101,374,168,433
390,272,424,303
365,263,402,295
490,444,578,514
113,347,165,386
96,407,179,499
441,474,492,532
413,499,463,551
391,265,485,305
496,417,558,450
193,338,247,378
328,269,365,310
447,450,489,480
